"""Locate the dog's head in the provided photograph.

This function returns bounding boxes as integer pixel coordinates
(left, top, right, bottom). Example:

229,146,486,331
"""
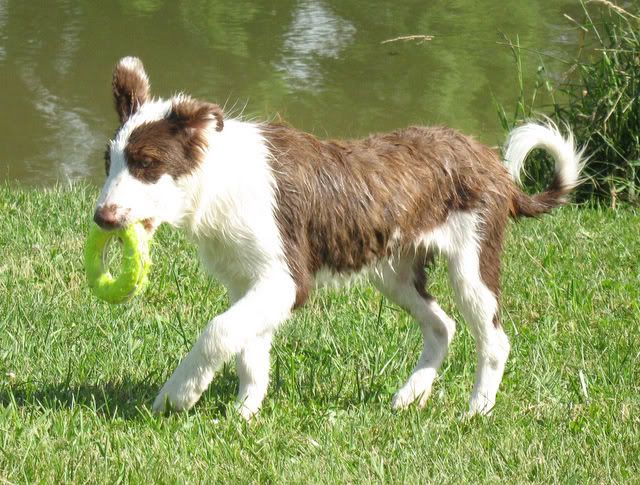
94,57,224,232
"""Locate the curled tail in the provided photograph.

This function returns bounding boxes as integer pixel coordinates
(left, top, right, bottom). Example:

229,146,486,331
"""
504,122,584,218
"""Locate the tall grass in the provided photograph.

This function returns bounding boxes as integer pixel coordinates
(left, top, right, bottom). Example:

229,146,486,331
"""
498,1,640,205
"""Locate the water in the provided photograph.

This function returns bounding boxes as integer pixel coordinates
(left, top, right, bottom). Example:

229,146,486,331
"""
0,0,584,185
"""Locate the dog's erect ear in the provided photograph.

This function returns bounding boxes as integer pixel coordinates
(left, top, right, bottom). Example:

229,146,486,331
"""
169,98,224,133
112,57,151,124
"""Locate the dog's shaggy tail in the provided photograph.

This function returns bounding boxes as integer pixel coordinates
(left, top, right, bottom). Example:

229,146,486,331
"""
504,121,585,218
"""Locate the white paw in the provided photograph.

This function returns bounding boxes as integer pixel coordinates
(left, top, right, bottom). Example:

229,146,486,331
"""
152,377,202,414
391,389,412,410
234,401,260,421
467,396,495,417
391,386,431,410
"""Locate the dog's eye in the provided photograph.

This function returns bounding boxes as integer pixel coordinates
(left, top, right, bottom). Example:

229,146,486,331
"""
139,159,152,169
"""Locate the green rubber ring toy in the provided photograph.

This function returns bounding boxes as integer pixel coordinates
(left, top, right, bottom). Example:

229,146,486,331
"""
84,222,152,304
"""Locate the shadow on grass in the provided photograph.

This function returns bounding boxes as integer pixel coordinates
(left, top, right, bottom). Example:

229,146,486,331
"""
0,371,239,420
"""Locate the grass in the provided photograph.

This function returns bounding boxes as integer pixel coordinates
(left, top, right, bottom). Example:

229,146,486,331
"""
1,184,639,483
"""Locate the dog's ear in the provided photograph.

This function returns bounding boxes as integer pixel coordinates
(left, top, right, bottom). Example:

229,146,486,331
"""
112,57,151,124
169,98,224,133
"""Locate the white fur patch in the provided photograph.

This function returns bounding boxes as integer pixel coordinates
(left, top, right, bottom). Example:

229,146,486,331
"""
417,211,481,257
504,121,585,188
180,120,291,291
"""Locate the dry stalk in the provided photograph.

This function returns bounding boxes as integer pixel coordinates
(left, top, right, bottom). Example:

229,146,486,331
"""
381,34,434,45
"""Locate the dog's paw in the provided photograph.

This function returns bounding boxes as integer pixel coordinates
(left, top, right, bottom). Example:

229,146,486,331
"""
466,396,495,418
152,378,201,414
391,384,432,410
391,390,412,410
234,399,262,422
235,404,257,421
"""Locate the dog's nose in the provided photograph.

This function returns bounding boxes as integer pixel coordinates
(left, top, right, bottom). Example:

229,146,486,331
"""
93,205,121,230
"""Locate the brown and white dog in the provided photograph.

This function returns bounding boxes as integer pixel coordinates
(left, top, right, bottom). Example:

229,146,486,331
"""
95,57,583,419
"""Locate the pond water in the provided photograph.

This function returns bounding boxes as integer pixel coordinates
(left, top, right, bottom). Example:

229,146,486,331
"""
0,0,584,185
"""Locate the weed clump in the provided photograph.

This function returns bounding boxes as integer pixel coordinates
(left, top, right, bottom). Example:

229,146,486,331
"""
499,1,640,205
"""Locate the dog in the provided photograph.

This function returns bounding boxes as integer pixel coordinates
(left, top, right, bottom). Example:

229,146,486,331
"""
94,57,583,419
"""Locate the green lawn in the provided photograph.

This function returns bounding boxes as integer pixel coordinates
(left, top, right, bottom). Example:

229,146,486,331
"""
1,184,638,483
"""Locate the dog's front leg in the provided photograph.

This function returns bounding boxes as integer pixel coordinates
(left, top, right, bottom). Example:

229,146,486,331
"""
152,270,296,415
235,332,273,420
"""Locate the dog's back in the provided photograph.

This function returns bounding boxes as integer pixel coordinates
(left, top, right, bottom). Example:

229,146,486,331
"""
263,122,578,308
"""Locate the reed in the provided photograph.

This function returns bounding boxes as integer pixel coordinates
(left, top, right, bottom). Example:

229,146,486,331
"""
498,1,640,205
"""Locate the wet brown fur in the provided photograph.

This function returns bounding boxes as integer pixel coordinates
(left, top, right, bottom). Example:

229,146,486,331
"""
263,123,570,318
112,59,150,124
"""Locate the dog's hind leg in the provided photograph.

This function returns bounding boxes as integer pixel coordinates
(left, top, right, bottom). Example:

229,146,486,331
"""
447,213,510,416
152,269,296,415
374,255,456,410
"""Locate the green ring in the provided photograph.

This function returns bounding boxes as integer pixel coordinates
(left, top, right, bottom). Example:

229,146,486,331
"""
84,222,151,304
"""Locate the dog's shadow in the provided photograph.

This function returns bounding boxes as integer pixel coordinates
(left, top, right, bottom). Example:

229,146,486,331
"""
0,372,238,420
